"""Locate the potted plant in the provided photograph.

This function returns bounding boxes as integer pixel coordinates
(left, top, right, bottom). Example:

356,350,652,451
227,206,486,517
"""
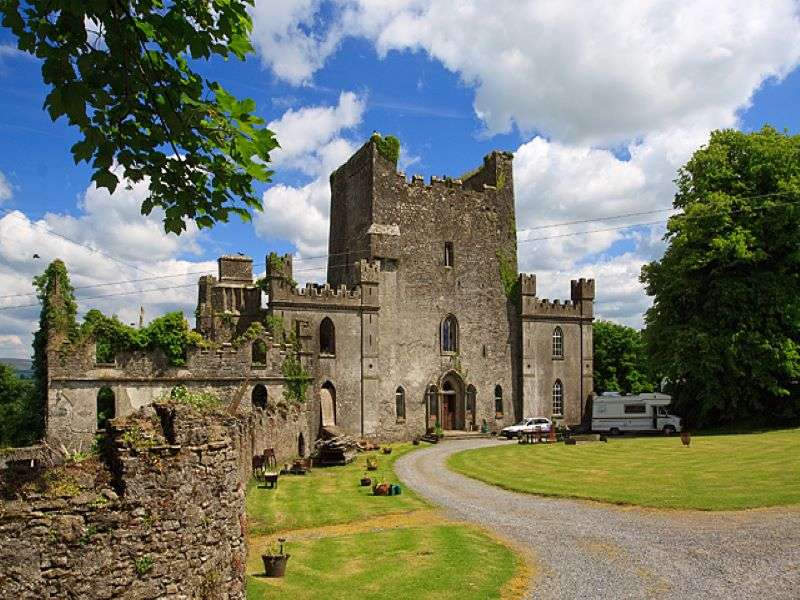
366,457,378,471
372,482,391,496
412,437,420,446
262,538,290,578
382,446,392,455
360,473,372,486
434,424,444,439
680,431,691,446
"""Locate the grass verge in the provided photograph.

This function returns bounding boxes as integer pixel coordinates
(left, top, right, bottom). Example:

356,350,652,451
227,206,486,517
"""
447,429,800,510
247,444,428,535
246,443,529,599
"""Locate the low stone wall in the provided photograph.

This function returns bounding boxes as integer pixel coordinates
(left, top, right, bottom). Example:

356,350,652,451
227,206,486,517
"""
0,403,251,600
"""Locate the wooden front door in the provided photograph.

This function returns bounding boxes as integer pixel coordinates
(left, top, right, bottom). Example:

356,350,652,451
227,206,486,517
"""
442,395,455,430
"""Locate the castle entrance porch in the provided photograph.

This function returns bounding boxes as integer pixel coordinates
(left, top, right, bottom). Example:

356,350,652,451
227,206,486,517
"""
440,372,466,430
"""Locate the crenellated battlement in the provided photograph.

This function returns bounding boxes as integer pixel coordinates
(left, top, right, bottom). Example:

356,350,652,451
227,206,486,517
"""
520,276,595,320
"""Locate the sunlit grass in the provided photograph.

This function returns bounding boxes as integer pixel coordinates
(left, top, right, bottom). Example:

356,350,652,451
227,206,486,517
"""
448,429,800,510
245,443,527,599
246,444,428,535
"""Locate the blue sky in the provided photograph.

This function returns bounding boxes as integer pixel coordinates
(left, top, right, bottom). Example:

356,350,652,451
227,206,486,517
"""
1,1,799,358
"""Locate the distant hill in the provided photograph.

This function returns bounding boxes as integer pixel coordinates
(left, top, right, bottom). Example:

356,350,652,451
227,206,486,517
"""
0,358,34,379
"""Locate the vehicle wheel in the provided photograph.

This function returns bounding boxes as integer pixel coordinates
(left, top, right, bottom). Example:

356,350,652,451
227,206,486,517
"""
662,425,676,436
609,427,621,436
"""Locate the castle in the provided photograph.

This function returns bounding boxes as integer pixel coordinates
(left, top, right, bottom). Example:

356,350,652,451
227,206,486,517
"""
44,137,595,456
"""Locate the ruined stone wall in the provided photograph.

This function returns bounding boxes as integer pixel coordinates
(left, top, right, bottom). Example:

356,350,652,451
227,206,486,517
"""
0,404,250,600
46,331,293,454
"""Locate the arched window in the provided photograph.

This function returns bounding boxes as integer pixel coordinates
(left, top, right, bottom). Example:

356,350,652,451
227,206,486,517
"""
252,339,267,365
97,387,115,430
320,317,336,355
252,384,268,410
427,384,439,427
552,380,564,416
552,326,564,358
494,385,503,416
395,387,406,421
441,314,458,353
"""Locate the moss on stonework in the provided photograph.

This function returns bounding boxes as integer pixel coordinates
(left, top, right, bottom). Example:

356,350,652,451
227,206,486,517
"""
496,250,519,300
496,170,507,191
371,133,400,164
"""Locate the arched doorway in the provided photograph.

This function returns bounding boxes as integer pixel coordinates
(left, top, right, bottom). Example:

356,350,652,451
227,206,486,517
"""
320,381,336,428
252,384,268,410
97,387,115,430
440,371,465,431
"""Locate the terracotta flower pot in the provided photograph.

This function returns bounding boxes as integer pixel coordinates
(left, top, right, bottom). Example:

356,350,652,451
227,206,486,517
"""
681,432,691,447
262,554,290,578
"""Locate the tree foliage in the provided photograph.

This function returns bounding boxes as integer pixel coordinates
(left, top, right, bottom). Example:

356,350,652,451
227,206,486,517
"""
641,126,800,427
592,320,655,395
0,364,39,447
1,0,279,234
79,309,207,366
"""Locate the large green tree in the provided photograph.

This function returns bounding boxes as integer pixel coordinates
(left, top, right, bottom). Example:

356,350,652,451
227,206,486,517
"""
641,126,800,427
1,0,278,234
593,320,655,395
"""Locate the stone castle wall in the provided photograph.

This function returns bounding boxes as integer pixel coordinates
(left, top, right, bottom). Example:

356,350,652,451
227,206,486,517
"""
0,403,251,600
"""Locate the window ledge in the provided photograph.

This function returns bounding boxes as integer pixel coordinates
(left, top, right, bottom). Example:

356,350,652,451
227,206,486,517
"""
396,418,406,424
319,352,336,358
494,412,504,420
552,355,564,361
441,350,458,356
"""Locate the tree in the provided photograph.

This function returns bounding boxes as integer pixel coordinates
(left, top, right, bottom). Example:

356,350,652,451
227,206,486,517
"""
0,363,38,447
1,0,278,234
641,126,800,428
593,320,655,396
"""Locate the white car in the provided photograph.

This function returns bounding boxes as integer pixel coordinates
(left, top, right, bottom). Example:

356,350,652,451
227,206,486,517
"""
500,417,552,439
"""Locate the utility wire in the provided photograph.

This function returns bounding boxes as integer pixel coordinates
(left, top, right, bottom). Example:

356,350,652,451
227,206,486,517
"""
1,190,796,307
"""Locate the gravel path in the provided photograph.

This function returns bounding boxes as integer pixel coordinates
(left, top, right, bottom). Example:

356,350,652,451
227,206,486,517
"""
395,439,800,599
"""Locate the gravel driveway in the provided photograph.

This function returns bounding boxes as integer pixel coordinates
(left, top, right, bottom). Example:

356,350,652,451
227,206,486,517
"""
395,439,800,599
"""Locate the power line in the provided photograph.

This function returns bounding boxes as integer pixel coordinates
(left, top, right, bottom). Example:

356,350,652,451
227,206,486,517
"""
0,283,198,311
1,189,796,306
0,209,154,276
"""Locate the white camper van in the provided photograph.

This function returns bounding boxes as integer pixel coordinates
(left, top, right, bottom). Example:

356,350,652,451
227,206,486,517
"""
591,392,682,435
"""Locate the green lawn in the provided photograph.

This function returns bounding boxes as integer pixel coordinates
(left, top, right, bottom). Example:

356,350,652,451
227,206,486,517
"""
448,429,800,510
246,443,527,599
246,523,519,600
246,444,428,535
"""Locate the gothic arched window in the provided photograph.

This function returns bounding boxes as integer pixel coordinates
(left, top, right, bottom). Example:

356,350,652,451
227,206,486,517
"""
441,314,458,353
552,326,564,358
320,317,336,355
252,384,268,410
552,380,564,416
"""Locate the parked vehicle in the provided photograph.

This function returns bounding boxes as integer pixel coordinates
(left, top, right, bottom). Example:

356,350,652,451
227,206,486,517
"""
500,417,551,439
591,392,681,435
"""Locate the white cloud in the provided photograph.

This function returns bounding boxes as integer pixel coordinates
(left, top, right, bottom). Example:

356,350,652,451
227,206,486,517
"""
267,91,365,174
0,170,11,202
260,1,800,143
249,0,343,85
254,94,365,280
0,169,217,359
